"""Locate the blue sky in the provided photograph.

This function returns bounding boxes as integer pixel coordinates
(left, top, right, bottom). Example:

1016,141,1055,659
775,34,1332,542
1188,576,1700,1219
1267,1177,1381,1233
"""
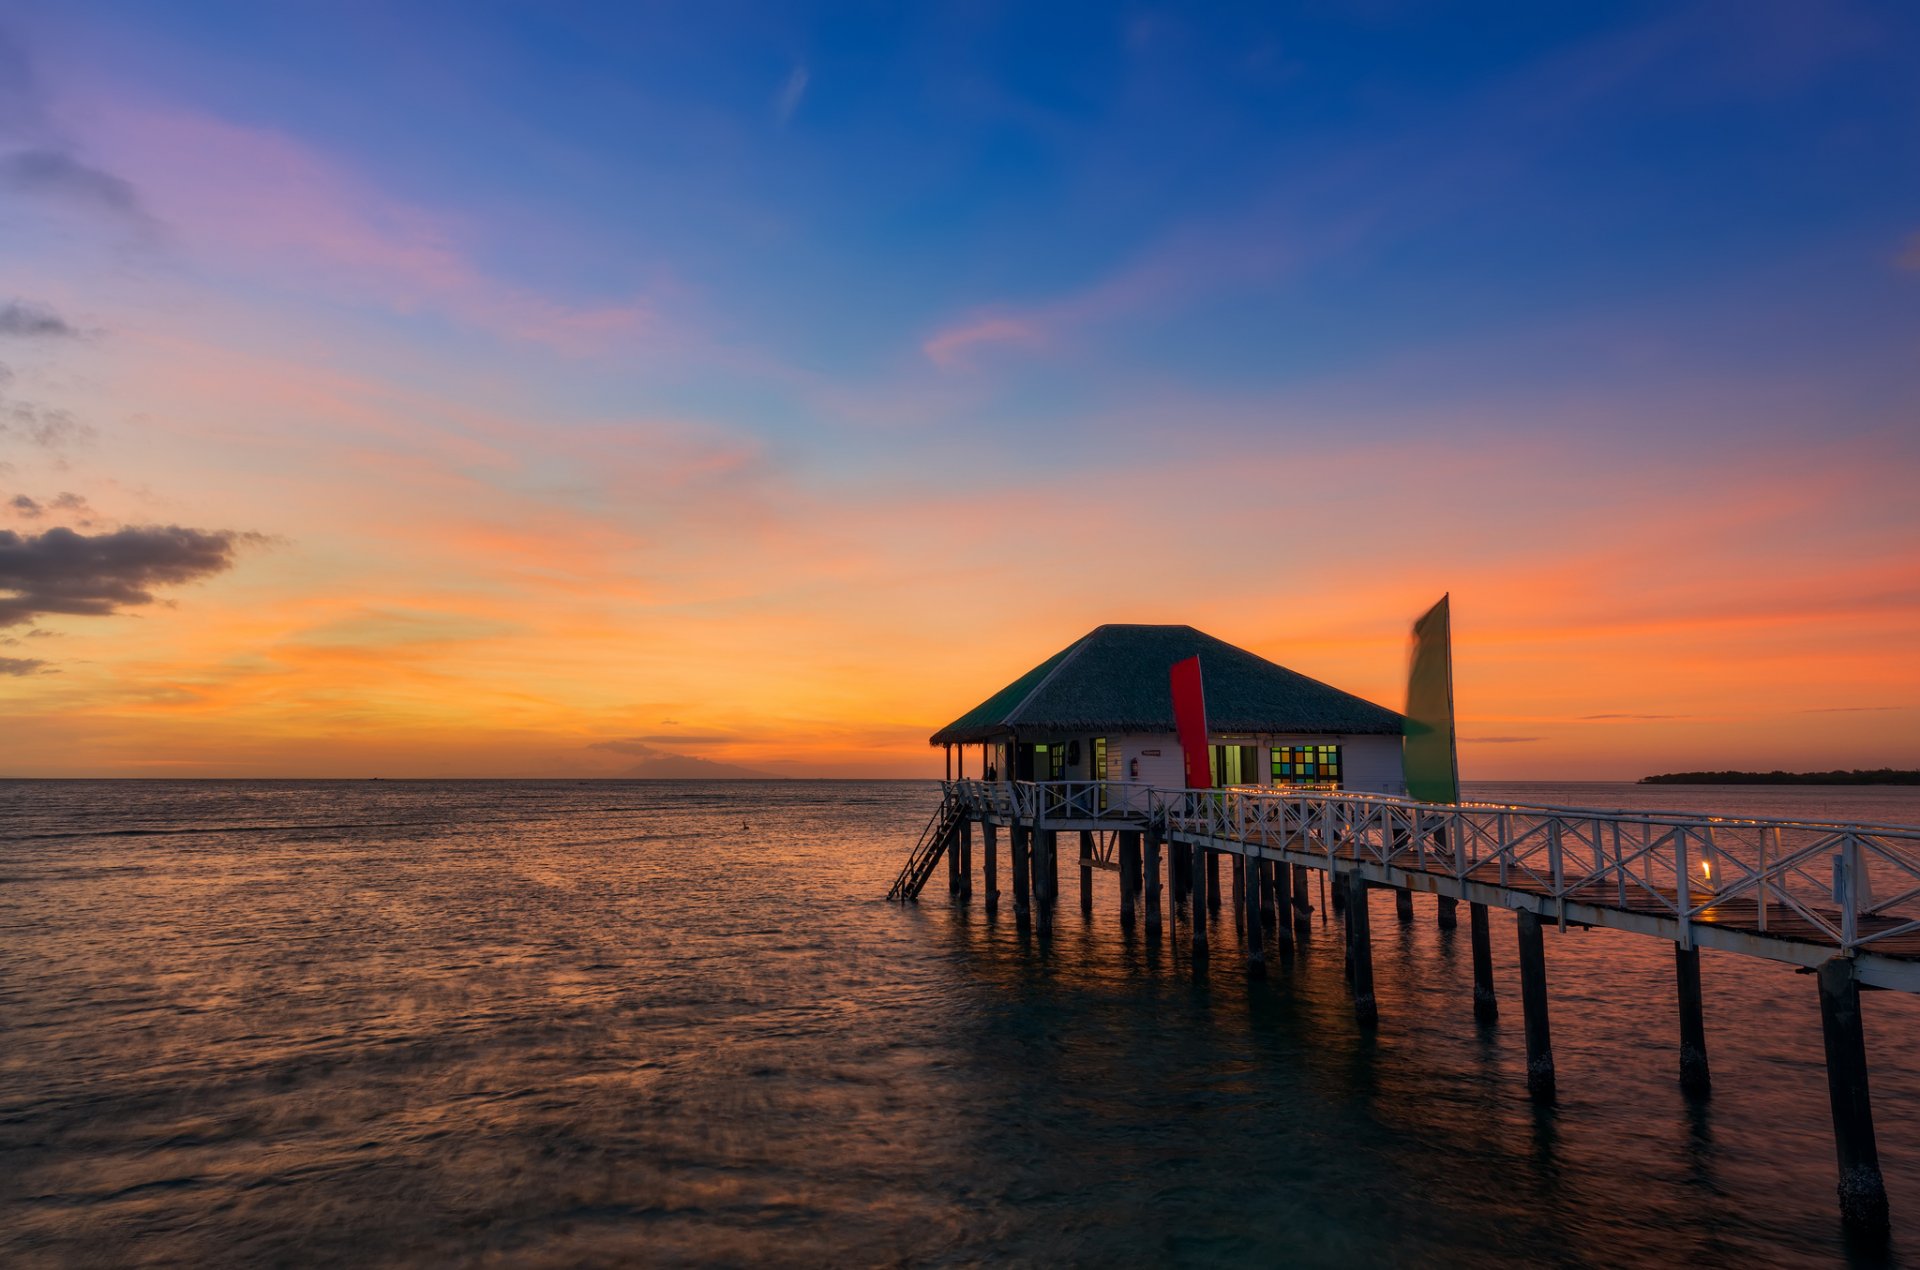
1,1,1917,775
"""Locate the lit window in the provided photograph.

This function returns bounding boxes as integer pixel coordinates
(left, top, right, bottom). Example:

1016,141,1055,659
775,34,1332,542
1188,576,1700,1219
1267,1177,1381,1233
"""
1272,744,1342,789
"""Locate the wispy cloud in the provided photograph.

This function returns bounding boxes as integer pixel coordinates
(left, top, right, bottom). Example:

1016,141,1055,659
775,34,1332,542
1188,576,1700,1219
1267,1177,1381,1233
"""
1799,705,1903,713
774,65,809,128
0,299,81,338
1581,712,1685,720
1898,231,1920,271
0,654,46,675
0,147,142,218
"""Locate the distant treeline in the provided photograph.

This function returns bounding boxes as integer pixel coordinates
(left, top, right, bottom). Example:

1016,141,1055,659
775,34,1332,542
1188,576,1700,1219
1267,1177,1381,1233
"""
1640,769,1920,786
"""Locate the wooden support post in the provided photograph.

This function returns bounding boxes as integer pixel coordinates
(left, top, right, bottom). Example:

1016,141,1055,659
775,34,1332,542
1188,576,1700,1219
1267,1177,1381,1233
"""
1675,943,1710,1097
1119,831,1141,927
1394,886,1414,923
1244,853,1266,979
1145,829,1163,936
1437,894,1458,930
1012,821,1031,929
983,822,998,914
1172,838,1189,903
1231,853,1245,930
1470,901,1497,1022
1344,871,1376,1026
1516,909,1555,1099
1273,861,1293,953
1207,852,1221,912
1259,860,1276,924
1036,830,1055,936
1330,871,1347,915
1817,957,1889,1235
1079,831,1094,916
947,817,961,896
1291,864,1312,933
958,819,973,903
1190,843,1208,960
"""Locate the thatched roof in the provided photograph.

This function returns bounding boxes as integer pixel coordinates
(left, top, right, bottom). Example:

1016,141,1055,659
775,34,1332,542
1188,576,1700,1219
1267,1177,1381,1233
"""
930,624,1403,746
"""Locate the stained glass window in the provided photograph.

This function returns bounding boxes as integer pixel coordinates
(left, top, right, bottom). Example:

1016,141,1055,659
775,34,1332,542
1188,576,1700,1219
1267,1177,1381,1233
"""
1272,744,1342,788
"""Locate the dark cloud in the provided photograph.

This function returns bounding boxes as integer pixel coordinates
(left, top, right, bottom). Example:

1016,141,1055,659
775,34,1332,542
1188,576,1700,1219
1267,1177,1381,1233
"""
0,655,46,675
0,524,261,628
6,492,95,523
0,148,141,216
0,300,80,338
0,399,91,448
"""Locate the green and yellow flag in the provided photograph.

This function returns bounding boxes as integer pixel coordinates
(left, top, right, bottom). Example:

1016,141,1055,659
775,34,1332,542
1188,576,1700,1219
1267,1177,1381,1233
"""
1404,594,1459,804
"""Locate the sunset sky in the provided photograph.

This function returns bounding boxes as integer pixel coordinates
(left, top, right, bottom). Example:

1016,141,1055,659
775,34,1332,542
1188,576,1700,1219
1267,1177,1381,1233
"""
2,2,1917,779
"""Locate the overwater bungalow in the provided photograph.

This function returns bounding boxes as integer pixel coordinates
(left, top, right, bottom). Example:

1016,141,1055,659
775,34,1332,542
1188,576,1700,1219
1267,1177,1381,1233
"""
930,623,1406,793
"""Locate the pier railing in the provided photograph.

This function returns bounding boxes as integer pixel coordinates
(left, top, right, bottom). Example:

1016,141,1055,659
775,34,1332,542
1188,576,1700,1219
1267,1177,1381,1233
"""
949,779,1920,962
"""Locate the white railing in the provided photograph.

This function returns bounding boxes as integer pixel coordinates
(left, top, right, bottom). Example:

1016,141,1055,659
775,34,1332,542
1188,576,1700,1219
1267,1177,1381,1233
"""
947,779,1920,959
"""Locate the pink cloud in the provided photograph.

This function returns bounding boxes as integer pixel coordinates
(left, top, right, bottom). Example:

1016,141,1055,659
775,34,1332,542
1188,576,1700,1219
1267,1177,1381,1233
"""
921,315,1044,367
73,99,652,355
920,215,1293,370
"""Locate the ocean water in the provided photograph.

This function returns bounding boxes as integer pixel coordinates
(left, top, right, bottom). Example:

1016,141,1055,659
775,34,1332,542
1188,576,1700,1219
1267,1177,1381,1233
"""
3,778,1919,1267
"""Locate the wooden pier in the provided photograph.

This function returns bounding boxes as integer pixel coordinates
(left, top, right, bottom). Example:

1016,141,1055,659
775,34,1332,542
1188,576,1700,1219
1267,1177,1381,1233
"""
891,778,1920,1238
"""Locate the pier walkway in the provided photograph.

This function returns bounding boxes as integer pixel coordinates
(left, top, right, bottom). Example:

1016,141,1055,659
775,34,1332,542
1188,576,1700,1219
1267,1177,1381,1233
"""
891,778,1920,1234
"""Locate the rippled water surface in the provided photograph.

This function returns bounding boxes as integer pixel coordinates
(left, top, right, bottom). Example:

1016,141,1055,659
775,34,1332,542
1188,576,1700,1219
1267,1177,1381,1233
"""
4,779,1920,1267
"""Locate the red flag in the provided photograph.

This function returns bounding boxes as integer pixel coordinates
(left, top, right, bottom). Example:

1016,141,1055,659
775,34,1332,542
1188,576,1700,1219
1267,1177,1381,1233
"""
1169,655,1211,790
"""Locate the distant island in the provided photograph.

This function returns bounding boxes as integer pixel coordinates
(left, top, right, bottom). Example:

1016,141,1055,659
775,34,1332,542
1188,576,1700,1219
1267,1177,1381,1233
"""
1640,769,1920,786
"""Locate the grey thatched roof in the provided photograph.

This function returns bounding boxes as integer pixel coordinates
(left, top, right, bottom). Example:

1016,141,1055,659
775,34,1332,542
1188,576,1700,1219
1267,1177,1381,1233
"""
930,624,1403,745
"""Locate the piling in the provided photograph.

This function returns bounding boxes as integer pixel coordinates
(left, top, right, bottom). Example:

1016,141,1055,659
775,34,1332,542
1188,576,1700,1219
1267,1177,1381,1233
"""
1469,901,1497,1023
1331,871,1348,915
1190,843,1208,960
1344,871,1377,1026
1273,861,1294,953
1036,829,1055,937
1816,957,1889,1235
1120,830,1142,928
1012,821,1031,929
1228,853,1259,979
958,820,973,902
947,820,961,895
1395,886,1414,923
1291,864,1312,933
1047,828,1060,908
1437,895,1459,930
1516,908,1555,1099
1145,829,1163,936
1079,831,1094,916
1259,860,1276,926
1207,852,1221,912
983,822,999,914
1230,853,1244,927
1674,943,1710,1097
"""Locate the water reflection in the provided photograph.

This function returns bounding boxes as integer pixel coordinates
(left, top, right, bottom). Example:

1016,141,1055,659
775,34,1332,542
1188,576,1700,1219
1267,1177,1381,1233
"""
1,779,1917,1265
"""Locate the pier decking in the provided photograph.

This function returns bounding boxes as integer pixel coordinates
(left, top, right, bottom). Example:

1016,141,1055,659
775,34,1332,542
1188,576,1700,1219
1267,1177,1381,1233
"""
892,778,1920,1235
